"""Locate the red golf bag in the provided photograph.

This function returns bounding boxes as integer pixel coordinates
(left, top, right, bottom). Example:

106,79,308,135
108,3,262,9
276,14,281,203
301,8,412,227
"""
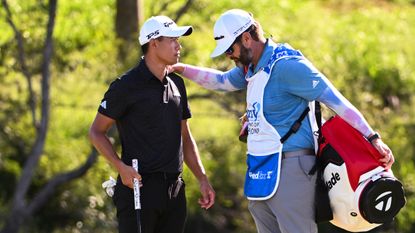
317,116,406,232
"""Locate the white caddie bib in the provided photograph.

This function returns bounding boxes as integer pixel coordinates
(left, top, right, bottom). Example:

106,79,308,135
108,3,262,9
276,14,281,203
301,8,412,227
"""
244,45,318,200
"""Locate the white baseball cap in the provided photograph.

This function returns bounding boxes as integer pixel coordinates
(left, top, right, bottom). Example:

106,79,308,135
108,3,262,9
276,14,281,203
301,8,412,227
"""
211,9,254,58
139,16,193,45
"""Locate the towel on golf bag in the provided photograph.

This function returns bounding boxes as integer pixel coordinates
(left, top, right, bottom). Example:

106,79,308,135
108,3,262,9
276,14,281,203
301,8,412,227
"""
317,115,406,232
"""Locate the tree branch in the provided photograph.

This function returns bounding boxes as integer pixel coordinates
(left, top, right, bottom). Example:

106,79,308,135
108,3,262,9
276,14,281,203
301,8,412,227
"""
152,0,194,23
174,0,194,22
27,148,98,215
0,148,98,233
2,0,38,128
187,92,214,101
158,1,170,14
188,92,244,117
12,0,57,212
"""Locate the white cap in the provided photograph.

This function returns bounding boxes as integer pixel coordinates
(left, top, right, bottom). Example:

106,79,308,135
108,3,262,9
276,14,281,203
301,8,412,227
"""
139,16,193,45
211,9,254,58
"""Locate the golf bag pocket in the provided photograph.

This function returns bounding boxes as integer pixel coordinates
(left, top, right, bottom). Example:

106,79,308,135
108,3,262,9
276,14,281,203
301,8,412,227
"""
244,152,281,200
318,116,406,232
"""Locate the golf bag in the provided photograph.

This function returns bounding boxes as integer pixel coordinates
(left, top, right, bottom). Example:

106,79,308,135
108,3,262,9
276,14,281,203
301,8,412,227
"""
317,115,406,232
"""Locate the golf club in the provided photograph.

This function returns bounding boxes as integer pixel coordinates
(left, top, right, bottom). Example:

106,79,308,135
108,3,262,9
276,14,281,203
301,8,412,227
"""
132,159,142,233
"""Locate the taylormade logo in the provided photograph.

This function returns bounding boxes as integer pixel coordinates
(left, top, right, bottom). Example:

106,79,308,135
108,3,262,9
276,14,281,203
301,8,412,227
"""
326,172,341,190
375,191,393,212
164,22,173,27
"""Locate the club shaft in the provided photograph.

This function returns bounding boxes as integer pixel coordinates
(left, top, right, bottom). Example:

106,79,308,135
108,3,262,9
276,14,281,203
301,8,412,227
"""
132,159,142,233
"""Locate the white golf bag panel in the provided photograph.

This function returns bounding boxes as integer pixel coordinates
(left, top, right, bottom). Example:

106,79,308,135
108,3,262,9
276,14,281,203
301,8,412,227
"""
318,116,406,232
323,162,382,231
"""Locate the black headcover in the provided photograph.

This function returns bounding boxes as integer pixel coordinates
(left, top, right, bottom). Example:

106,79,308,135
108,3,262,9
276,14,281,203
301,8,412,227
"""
359,175,406,224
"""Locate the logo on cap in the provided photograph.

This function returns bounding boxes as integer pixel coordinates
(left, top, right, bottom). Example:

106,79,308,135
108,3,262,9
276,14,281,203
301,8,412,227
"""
375,191,393,212
233,21,252,36
164,22,173,27
146,30,160,40
214,35,225,40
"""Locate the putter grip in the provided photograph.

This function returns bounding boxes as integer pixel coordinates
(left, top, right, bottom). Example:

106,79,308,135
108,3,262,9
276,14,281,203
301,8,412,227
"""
132,159,141,210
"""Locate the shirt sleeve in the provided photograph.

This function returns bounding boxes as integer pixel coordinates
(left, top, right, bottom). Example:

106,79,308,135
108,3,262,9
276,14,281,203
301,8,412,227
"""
276,58,328,101
98,79,129,120
316,87,374,137
181,64,247,91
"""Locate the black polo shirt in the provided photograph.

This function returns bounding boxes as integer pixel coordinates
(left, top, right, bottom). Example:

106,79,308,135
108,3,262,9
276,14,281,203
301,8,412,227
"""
98,59,191,173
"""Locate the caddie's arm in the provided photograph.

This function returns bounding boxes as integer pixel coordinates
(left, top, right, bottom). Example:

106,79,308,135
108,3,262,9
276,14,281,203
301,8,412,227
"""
317,86,394,169
89,113,141,188
172,63,247,91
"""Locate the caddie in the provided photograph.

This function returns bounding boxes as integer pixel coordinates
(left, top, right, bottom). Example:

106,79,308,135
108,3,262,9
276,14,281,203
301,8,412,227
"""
172,9,394,233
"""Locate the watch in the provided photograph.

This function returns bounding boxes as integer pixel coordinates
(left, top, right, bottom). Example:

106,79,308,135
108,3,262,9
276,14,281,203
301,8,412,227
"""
367,132,381,143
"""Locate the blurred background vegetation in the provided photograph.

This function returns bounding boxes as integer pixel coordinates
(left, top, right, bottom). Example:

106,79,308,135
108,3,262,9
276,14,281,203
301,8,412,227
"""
0,0,414,232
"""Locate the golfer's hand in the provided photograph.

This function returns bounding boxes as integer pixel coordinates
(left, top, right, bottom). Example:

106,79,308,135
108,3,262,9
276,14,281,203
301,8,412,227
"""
372,138,394,170
198,177,215,210
118,163,142,189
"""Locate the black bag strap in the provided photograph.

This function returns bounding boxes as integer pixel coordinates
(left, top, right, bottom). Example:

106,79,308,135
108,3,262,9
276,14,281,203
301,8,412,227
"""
315,101,322,142
280,106,310,143
310,101,334,222
309,101,322,175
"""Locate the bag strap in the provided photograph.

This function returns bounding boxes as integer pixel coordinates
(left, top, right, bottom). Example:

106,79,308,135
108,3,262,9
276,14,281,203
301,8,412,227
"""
309,101,322,175
280,106,310,143
315,101,322,142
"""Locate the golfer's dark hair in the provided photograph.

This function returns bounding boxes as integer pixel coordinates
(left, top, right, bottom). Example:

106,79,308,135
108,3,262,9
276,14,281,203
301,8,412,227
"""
141,43,149,54
140,37,165,55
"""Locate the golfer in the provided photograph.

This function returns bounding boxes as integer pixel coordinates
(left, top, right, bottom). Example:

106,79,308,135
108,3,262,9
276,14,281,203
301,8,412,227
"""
89,15,215,233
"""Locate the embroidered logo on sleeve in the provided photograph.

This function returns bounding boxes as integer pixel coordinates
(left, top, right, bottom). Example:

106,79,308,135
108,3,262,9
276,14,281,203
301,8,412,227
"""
100,100,107,109
312,80,320,88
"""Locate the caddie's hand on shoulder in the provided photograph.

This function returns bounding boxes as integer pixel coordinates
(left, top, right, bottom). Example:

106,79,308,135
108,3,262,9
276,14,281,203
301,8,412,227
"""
170,63,186,74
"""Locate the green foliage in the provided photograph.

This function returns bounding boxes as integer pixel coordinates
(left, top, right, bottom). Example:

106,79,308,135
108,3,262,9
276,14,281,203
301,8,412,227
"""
1,0,415,232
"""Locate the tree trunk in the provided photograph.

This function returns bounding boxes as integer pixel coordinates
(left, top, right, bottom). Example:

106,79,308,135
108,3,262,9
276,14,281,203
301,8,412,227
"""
0,1,97,232
115,0,143,63
115,0,143,41
0,1,57,232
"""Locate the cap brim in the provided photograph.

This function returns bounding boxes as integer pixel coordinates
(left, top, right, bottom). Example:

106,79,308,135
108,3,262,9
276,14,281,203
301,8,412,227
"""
163,26,193,37
210,37,234,58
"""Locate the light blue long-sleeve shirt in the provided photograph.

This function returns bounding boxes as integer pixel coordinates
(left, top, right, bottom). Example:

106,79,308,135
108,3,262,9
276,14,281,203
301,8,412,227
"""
181,39,373,151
